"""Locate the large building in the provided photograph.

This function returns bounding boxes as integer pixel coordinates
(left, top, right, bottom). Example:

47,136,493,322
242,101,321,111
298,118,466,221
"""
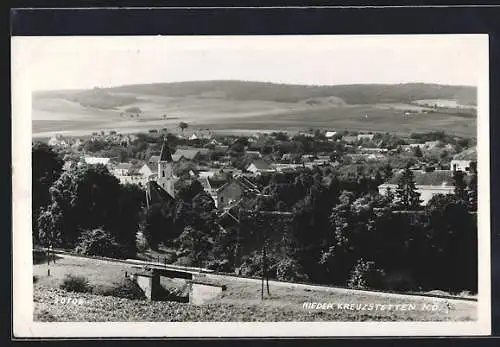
216,175,261,209
378,170,455,205
450,146,477,174
157,140,179,198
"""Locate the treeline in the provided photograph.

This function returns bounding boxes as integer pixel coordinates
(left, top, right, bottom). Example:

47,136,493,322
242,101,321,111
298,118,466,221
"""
33,141,222,264
232,166,478,293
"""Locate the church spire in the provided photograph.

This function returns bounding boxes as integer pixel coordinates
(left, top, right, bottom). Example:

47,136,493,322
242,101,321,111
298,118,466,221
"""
159,138,173,162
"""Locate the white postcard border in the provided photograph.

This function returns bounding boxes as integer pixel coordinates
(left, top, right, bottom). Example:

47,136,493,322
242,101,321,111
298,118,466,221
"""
11,34,491,338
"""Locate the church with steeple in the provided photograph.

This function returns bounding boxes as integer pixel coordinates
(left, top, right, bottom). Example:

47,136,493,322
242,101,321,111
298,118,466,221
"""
156,139,179,198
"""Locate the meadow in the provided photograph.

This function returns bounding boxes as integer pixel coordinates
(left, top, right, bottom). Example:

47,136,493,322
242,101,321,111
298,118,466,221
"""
33,254,477,322
31,81,477,138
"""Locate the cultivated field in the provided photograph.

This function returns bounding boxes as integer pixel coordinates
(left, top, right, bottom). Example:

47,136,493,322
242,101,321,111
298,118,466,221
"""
31,81,477,138
33,254,477,322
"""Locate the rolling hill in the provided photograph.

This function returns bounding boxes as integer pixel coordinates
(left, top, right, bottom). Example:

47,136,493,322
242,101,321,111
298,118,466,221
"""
95,80,477,105
31,80,477,138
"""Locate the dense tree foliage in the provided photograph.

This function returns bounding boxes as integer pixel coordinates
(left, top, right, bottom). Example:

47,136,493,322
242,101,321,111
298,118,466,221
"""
37,164,143,257
395,167,422,210
32,142,64,244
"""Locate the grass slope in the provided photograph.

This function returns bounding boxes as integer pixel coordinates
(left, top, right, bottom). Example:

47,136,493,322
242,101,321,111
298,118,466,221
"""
33,255,476,322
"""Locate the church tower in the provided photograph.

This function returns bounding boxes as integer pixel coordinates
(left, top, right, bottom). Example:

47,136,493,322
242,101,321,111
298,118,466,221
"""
157,139,175,197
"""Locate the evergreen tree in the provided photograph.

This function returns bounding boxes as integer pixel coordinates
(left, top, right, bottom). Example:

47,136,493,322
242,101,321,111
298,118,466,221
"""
413,146,423,158
467,161,478,211
452,170,468,202
32,142,64,245
383,163,393,181
395,167,422,210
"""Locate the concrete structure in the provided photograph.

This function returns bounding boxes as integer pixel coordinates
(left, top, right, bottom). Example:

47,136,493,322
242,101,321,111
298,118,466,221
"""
132,267,225,304
189,281,227,305
134,271,160,300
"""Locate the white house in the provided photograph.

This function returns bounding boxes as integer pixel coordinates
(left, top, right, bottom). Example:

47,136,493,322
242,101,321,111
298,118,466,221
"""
424,141,441,150
246,159,274,174
245,150,262,159
113,162,133,176
199,177,227,208
357,134,375,141
325,131,337,138
48,135,68,148
199,170,216,179
343,135,358,143
84,156,111,166
378,170,455,205
139,163,157,180
450,147,477,174
402,143,425,152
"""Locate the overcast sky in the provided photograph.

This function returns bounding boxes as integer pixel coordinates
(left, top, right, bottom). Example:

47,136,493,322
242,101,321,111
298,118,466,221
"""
13,35,487,91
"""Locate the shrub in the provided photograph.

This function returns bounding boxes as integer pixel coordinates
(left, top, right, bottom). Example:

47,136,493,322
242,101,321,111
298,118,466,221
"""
275,258,310,282
60,274,91,293
164,252,178,264
96,279,145,300
75,228,121,258
136,231,148,253
347,259,385,290
174,256,194,267
238,253,262,278
205,259,233,273
33,249,48,264
381,269,416,292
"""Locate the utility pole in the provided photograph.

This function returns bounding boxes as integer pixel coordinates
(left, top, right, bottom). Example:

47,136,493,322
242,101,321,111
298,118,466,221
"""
265,239,270,296
261,241,264,300
260,212,270,299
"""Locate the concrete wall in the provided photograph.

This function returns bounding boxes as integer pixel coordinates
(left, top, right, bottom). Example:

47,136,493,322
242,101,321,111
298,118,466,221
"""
189,282,225,305
136,275,153,300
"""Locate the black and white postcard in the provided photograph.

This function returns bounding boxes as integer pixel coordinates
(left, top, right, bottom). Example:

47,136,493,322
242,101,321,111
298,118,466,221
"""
11,34,491,337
